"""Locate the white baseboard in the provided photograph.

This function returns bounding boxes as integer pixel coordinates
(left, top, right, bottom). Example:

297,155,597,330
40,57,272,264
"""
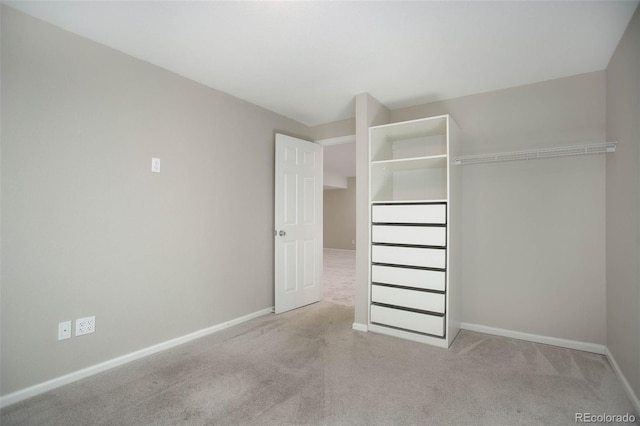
460,322,606,354
352,322,368,332
605,347,640,414
0,307,273,408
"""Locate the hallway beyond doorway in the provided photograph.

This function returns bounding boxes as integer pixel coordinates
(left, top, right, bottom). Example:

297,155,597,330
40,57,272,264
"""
322,249,355,306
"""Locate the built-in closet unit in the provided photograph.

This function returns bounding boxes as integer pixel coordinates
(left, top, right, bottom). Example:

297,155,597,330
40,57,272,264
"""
368,114,461,348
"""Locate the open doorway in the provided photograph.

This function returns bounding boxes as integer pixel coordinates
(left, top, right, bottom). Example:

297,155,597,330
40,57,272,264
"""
321,138,356,306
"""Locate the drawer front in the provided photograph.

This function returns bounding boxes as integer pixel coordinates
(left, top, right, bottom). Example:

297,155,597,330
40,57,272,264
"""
372,225,446,246
370,305,445,337
372,245,446,269
372,285,445,313
372,204,446,224
372,265,445,291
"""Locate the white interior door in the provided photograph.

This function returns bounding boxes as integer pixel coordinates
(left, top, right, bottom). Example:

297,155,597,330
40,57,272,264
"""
274,134,323,314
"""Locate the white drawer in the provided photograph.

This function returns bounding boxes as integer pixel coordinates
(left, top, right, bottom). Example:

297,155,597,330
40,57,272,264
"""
372,204,446,224
372,285,445,313
372,265,445,291
372,245,446,269
370,304,445,337
372,225,446,246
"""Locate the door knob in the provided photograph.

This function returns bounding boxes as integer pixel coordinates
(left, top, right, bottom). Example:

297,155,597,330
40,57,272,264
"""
279,230,286,236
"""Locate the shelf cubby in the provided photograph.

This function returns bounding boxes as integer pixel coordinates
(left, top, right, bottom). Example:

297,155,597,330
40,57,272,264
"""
370,156,448,202
370,116,448,162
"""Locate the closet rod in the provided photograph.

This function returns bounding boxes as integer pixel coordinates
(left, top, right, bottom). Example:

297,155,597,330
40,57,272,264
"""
454,142,617,166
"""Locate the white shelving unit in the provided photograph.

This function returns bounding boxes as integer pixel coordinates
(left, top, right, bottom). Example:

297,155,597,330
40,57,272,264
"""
368,114,461,348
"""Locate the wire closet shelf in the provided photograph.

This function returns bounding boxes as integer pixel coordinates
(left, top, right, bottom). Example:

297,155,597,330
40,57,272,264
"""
454,142,617,166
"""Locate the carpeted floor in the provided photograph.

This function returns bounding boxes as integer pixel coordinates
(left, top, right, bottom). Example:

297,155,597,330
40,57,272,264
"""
2,302,637,425
322,249,355,306
2,250,637,425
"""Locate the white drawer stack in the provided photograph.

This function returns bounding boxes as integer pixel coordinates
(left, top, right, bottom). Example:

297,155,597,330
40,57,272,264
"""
370,203,448,338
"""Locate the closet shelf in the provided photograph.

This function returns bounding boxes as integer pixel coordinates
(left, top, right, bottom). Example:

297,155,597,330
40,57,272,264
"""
454,142,617,166
371,155,447,171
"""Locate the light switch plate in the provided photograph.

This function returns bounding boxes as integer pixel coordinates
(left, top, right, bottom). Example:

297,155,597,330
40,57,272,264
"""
58,321,72,340
151,158,161,173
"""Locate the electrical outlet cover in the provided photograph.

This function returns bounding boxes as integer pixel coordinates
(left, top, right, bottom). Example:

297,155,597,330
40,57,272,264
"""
75,316,95,336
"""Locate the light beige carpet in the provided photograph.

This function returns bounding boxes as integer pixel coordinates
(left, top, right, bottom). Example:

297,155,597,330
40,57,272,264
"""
322,248,355,306
1,300,636,425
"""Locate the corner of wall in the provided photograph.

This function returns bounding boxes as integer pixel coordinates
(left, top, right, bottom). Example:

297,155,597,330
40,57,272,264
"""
354,94,390,326
605,1,640,412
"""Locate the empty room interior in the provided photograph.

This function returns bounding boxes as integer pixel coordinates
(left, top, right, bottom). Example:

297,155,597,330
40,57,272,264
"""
1,1,640,424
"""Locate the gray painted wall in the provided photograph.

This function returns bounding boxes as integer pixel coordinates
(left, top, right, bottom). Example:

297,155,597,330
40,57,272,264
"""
1,7,310,395
384,71,608,345
606,5,640,404
323,177,356,250
311,118,355,141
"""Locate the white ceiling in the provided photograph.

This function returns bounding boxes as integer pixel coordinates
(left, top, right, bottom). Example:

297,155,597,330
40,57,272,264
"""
6,1,638,128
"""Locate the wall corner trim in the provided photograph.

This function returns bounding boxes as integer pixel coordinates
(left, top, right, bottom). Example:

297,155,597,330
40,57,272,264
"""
605,347,640,414
352,322,368,332
459,322,606,354
0,307,274,408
